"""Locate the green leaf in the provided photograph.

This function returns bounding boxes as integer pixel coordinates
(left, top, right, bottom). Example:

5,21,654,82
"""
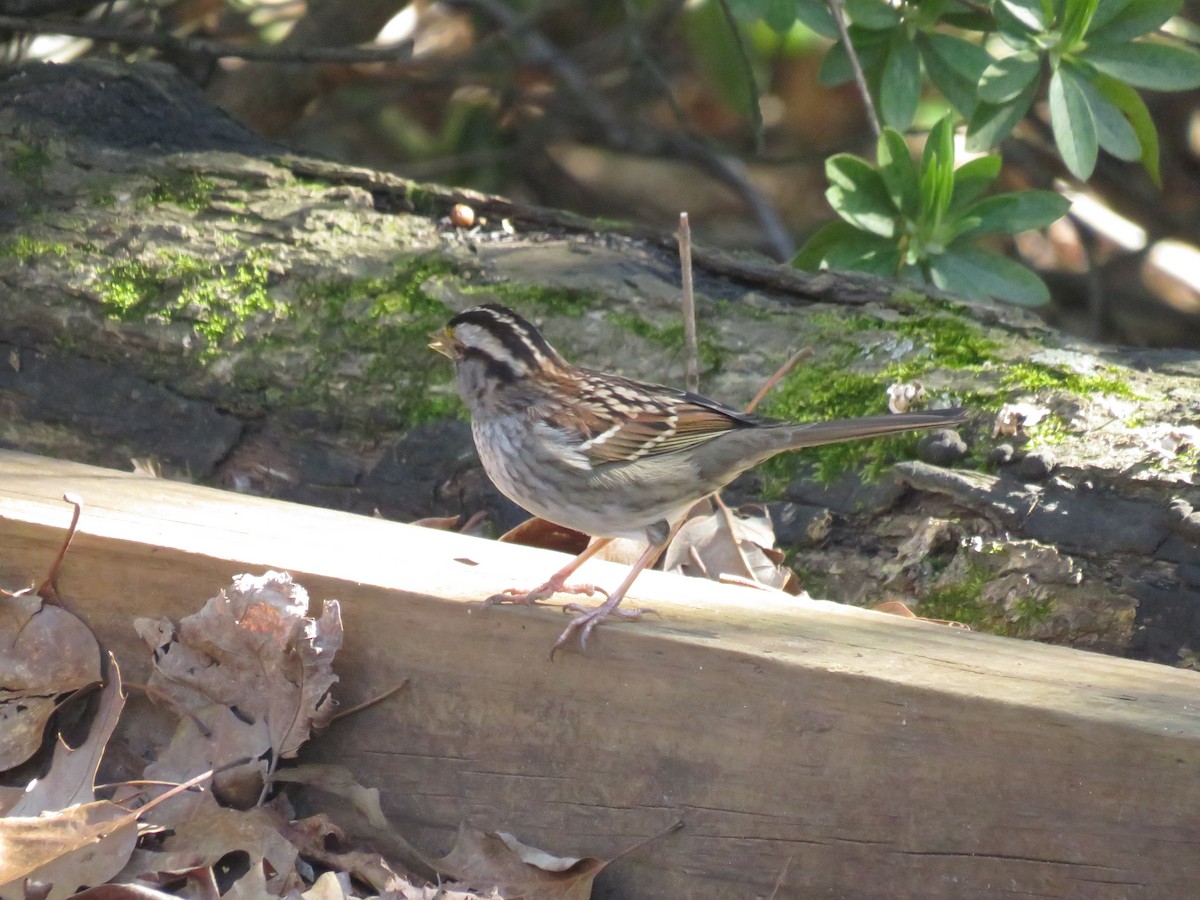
1088,0,1137,33
1081,42,1200,90
997,0,1050,32
794,0,840,39
960,190,1071,234
685,0,758,116
826,154,899,237
877,128,921,218
818,32,888,86
948,155,1002,214
764,0,798,33
965,79,1038,150
919,116,957,226
930,245,1051,305
1049,65,1098,178
793,220,900,276
823,230,903,276
1061,0,1100,48
1086,0,1181,45
845,0,902,30
880,33,922,129
914,0,953,28
1093,73,1162,182
1071,65,1142,160
918,34,983,117
921,32,990,82
979,50,1041,103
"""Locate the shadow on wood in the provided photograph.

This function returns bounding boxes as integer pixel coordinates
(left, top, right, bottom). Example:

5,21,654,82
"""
2,449,1198,898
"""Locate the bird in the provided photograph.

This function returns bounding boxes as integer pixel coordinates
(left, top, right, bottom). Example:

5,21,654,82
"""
430,303,968,656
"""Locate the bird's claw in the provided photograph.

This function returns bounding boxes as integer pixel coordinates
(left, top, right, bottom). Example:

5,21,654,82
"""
549,602,652,660
483,582,607,608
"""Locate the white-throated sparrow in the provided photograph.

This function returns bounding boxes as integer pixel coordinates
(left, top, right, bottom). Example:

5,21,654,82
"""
431,303,967,655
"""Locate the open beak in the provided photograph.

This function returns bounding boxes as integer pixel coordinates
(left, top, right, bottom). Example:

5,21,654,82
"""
428,327,458,359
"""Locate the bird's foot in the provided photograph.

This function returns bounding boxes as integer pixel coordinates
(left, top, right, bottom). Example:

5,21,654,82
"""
484,579,607,608
550,598,652,659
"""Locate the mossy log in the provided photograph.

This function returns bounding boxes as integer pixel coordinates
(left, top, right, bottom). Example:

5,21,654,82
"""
1,60,1198,664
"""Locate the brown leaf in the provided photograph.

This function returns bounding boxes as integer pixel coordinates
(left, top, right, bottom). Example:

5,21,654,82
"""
282,814,412,894
434,825,607,900
0,594,101,771
135,572,341,763
662,503,795,591
0,660,138,900
120,805,301,897
498,518,589,554
0,800,139,899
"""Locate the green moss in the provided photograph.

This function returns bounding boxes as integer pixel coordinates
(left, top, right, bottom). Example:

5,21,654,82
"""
9,143,51,185
999,361,1137,398
917,565,992,627
0,236,70,261
293,255,462,427
139,173,216,211
98,248,281,356
462,281,598,316
920,562,1055,637
606,312,724,373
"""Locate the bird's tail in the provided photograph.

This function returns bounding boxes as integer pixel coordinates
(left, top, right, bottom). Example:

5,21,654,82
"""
781,408,968,451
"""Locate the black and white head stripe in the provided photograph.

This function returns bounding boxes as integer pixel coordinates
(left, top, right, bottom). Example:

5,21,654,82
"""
448,304,562,375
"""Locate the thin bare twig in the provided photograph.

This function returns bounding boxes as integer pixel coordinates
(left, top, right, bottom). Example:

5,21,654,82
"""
0,15,413,63
36,492,82,606
330,681,410,724
745,347,814,413
677,212,699,393
825,0,881,138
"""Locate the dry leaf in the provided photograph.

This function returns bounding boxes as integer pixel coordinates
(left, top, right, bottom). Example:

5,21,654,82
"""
0,662,138,900
0,594,101,771
498,518,589,555
134,572,342,815
269,764,389,829
662,504,796,592
435,825,607,900
281,814,412,894
0,800,139,899
121,805,301,897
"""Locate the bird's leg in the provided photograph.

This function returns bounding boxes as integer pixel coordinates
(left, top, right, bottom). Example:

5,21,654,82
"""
551,518,687,658
484,537,614,607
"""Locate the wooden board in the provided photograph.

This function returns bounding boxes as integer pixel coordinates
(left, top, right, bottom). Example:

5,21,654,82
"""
2,448,1199,898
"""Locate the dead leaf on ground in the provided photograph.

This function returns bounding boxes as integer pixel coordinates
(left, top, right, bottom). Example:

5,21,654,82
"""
434,825,608,900
133,572,342,816
662,503,798,593
0,593,101,771
120,804,301,897
498,518,589,555
0,662,138,900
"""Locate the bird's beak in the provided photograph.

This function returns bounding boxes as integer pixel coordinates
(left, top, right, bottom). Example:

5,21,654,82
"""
429,327,458,359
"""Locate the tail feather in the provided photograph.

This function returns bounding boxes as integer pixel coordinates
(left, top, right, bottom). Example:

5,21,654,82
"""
783,408,968,450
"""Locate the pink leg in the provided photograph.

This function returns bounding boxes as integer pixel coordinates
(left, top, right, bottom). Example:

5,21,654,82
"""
551,522,685,658
484,537,614,607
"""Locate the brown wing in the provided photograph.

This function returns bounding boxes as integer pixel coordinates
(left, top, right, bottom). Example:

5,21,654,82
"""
556,370,773,464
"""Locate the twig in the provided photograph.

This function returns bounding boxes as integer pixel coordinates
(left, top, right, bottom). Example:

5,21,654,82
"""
825,0,881,138
677,212,699,394
36,492,82,606
330,680,410,724
714,0,764,152
0,15,414,63
713,493,760,583
745,347,814,413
